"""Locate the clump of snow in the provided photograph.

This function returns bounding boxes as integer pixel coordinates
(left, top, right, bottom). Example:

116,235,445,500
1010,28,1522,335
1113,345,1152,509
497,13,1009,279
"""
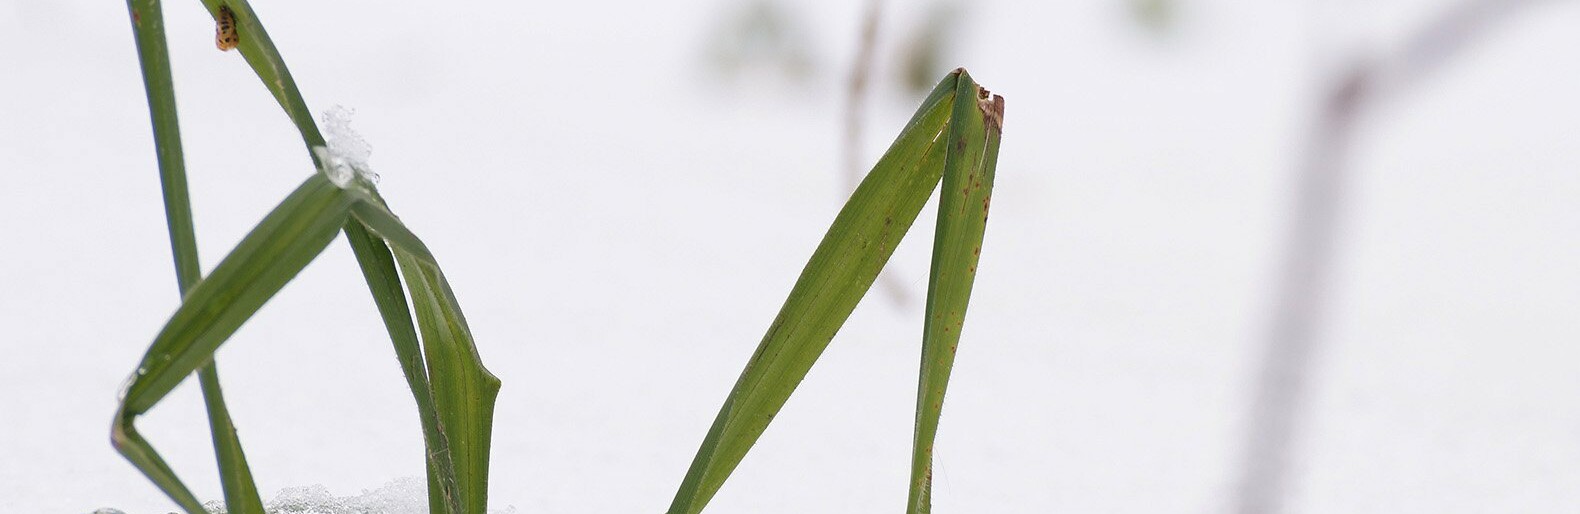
311,146,357,188
312,106,379,188
199,477,515,514
91,509,127,514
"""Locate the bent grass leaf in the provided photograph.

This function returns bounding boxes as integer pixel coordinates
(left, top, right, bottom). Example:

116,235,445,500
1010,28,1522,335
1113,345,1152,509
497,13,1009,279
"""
667,69,1002,514
113,174,356,513
112,171,499,514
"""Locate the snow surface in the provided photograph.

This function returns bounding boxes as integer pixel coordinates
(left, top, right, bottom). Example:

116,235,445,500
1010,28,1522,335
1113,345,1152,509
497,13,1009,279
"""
197,478,513,514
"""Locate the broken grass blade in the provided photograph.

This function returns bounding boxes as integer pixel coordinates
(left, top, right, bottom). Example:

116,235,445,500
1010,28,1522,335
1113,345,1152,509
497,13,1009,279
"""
907,71,1003,514
666,71,963,514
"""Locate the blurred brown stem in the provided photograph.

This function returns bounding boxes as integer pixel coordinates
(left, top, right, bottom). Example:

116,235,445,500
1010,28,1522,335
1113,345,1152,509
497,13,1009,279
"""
1233,1,1553,512
843,0,912,307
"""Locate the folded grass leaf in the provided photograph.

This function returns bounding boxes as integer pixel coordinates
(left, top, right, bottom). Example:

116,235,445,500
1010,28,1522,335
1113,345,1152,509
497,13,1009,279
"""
667,69,1004,514
113,173,357,513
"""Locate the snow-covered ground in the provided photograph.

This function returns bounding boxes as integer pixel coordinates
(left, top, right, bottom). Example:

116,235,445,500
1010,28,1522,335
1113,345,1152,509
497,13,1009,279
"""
2,1,1578,512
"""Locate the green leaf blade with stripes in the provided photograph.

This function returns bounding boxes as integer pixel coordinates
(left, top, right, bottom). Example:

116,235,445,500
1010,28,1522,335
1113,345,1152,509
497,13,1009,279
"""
908,70,1003,514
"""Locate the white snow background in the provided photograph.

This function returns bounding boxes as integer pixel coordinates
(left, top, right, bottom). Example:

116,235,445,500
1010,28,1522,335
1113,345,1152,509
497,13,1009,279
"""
2,0,1579,512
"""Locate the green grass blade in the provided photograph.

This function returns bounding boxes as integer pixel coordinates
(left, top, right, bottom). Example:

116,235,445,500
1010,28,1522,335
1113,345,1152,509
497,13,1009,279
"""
393,250,502,514
350,200,439,266
344,226,465,514
350,186,498,512
195,365,264,514
119,174,354,413
125,0,198,292
125,0,265,511
113,174,355,513
906,71,1003,514
197,0,323,149
350,198,502,511
665,71,963,514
